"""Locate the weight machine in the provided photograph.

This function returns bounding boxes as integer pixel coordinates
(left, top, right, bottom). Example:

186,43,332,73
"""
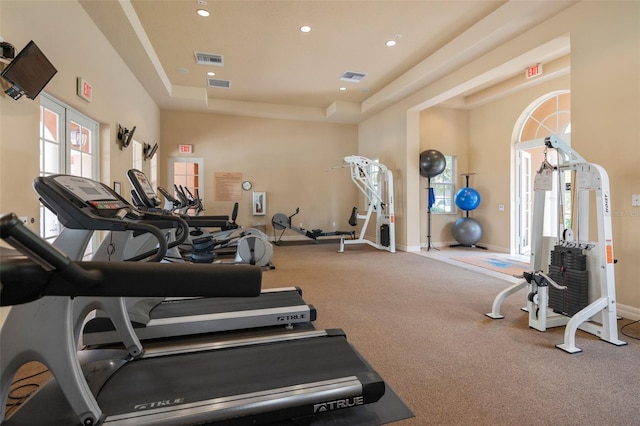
337,156,395,253
486,135,626,353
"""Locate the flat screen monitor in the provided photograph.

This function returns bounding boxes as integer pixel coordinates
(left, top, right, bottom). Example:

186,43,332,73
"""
1,40,57,100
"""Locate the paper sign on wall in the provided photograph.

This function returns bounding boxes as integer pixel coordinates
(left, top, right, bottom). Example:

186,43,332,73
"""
214,172,242,201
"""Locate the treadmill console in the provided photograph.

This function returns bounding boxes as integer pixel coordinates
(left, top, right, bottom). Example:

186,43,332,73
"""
127,169,161,208
34,174,142,230
56,175,127,209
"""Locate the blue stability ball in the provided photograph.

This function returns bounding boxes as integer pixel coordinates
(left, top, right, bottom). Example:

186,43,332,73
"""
454,187,481,211
419,150,446,178
452,217,483,246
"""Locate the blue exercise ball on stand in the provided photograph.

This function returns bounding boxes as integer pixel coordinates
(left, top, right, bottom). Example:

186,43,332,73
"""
454,187,481,211
451,173,485,248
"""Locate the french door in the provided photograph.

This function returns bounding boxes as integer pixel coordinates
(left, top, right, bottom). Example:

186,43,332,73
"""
39,94,98,253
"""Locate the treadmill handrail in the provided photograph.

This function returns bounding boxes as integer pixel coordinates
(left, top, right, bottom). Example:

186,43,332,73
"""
1,213,101,286
0,213,262,305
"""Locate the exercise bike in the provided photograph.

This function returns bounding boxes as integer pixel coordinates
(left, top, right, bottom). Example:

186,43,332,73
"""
271,207,355,245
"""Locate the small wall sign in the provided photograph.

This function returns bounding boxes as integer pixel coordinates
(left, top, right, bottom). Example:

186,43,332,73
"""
77,77,92,102
179,144,193,154
526,63,543,79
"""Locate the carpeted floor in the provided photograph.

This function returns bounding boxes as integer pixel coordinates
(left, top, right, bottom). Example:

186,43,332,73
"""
5,243,639,424
262,243,640,425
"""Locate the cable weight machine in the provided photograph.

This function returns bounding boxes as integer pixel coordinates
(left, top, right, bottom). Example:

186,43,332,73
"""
337,156,395,253
486,135,626,353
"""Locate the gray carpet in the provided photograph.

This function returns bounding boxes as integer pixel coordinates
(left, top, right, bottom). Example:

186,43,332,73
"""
262,243,640,426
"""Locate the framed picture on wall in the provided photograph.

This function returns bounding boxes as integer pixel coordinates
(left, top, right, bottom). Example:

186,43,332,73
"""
252,191,266,216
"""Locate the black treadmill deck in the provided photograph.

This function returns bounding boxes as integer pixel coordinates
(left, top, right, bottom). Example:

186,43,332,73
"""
5,332,390,425
82,289,317,346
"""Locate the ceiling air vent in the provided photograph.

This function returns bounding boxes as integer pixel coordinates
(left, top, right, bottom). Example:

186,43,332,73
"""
195,51,224,66
208,78,230,89
340,71,367,82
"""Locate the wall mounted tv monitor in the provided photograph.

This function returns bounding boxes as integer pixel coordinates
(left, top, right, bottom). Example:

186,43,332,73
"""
1,40,57,100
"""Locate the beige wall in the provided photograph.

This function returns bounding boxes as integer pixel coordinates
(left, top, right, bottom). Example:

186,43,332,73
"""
160,111,358,236
359,1,640,314
568,2,640,311
0,1,161,321
467,75,571,251
357,106,411,248
0,0,160,232
419,107,469,246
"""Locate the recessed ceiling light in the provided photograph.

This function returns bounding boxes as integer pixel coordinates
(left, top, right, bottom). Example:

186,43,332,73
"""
385,40,397,47
196,9,210,17
339,87,347,91
300,25,312,33
207,71,216,76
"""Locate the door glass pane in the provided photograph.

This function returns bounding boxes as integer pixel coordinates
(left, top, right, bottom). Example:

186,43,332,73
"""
175,162,186,174
43,141,59,174
69,149,81,176
81,127,91,154
43,207,60,239
82,153,92,177
42,107,59,142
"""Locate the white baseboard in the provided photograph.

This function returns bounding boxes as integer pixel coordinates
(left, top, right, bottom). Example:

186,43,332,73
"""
617,303,640,321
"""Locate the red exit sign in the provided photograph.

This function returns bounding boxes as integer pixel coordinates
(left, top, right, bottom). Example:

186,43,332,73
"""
526,63,543,79
178,144,193,154
77,77,93,102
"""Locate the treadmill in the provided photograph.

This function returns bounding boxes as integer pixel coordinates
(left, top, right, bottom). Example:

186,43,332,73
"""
32,175,315,348
0,213,389,425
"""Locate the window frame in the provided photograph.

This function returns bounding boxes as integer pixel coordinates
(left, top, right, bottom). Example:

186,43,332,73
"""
429,155,456,214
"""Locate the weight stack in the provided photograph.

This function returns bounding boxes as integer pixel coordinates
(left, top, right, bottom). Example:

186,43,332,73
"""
380,224,390,247
548,245,589,316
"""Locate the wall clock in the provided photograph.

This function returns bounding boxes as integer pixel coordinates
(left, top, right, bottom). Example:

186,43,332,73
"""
242,180,252,191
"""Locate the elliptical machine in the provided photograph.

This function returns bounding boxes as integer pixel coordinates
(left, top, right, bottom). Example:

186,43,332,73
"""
128,169,274,268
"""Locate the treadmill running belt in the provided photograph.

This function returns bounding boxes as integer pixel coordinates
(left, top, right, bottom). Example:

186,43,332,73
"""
151,291,305,318
96,335,382,417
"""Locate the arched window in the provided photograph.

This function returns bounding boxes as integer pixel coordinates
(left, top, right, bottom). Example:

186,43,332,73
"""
519,91,571,140
514,91,571,256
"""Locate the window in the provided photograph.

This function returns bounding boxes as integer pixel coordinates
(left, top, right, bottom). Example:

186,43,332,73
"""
366,159,381,210
430,155,455,214
132,140,143,171
519,91,570,140
39,95,98,255
149,154,158,189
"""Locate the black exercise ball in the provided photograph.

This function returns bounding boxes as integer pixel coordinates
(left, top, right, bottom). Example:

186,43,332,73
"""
419,150,446,178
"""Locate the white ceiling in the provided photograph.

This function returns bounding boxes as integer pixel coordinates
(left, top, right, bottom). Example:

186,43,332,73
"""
80,0,575,123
